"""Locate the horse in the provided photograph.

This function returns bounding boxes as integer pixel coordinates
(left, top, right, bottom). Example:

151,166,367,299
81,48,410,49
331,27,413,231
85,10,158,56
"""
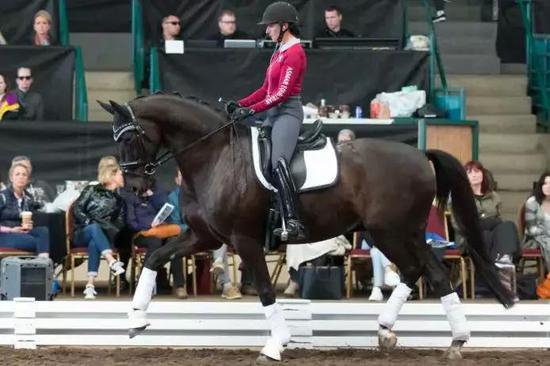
99,94,513,362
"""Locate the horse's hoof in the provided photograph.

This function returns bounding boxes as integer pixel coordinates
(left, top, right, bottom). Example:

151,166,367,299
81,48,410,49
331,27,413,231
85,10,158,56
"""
445,347,463,360
128,326,147,339
378,328,397,351
260,337,284,361
256,354,279,363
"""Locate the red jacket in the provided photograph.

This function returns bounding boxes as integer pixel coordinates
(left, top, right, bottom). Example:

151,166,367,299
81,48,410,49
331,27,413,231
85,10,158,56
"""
239,40,307,113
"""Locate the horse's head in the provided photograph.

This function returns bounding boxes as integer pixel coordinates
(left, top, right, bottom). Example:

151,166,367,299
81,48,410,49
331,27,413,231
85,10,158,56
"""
98,99,161,194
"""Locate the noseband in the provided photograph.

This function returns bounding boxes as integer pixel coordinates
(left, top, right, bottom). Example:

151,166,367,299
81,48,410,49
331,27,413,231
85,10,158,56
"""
113,103,236,176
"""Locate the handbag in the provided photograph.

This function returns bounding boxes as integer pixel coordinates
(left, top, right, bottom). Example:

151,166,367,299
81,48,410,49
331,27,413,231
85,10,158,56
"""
298,257,344,300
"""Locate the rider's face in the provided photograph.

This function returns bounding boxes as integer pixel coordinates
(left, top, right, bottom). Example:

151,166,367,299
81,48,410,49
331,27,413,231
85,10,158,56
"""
266,22,288,42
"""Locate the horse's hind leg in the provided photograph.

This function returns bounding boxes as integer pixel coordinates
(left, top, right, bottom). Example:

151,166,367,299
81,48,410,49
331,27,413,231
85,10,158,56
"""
234,236,289,362
423,249,470,360
369,229,427,351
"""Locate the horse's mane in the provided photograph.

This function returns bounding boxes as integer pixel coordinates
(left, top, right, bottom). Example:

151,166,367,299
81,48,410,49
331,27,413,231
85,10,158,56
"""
130,91,246,138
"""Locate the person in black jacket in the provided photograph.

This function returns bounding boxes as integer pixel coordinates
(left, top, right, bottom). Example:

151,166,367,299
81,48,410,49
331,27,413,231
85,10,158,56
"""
208,9,251,47
72,157,125,299
0,163,49,256
315,5,355,38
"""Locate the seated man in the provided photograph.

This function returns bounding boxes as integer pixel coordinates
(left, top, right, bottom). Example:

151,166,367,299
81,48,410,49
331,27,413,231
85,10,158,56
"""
208,9,251,47
315,5,355,38
14,67,44,120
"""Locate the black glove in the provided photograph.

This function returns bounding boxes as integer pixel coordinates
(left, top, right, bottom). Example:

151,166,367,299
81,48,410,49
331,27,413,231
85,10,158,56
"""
224,100,240,115
231,107,254,122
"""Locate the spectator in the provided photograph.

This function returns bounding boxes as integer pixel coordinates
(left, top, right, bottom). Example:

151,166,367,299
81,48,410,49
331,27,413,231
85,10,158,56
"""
0,73,21,120
32,10,56,46
208,9,251,47
15,67,44,120
11,155,55,205
122,178,187,299
337,129,355,144
454,161,521,265
283,235,351,297
72,158,126,299
357,232,401,301
167,169,242,299
523,172,550,271
432,0,447,23
0,163,50,256
160,15,182,44
316,5,355,38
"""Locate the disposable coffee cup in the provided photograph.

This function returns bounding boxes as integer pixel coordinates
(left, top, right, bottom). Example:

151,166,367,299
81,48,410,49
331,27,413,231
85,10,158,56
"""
21,211,33,227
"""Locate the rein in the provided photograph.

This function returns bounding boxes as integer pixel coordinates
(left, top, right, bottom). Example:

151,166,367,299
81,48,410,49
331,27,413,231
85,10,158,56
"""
113,103,236,175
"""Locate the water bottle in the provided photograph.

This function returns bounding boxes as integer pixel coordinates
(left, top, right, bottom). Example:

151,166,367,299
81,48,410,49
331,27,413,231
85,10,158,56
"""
355,106,363,119
320,98,326,107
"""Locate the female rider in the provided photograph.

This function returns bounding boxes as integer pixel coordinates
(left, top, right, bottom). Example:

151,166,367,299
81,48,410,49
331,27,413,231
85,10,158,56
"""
230,1,307,241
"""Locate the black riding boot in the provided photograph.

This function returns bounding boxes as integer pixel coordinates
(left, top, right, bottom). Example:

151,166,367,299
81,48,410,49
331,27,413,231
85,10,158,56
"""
272,158,306,241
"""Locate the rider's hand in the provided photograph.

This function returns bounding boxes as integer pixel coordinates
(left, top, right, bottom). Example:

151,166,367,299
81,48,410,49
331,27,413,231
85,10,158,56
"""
224,100,240,115
231,107,254,122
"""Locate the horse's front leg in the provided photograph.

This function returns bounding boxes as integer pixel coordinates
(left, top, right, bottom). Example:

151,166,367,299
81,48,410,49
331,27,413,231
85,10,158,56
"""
129,230,218,338
235,237,290,362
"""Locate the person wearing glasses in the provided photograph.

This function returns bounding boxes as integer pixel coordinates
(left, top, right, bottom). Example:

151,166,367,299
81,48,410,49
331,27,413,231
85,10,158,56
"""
160,15,182,44
208,9,250,47
14,67,44,120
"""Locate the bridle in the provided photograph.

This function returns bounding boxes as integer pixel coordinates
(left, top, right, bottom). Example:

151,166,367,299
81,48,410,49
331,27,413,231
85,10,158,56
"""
112,103,235,176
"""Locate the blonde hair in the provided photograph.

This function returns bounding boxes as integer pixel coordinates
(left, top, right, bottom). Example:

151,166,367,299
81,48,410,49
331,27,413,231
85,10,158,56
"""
9,163,30,179
98,155,118,171
34,10,52,25
97,156,120,185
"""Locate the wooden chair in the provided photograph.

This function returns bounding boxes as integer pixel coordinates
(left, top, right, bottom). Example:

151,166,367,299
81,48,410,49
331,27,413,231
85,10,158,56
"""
63,202,120,297
186,246,239,296
427,207,473,299
517,203,546,282
265,245,287,287
129,234,147,294
345,232,371,299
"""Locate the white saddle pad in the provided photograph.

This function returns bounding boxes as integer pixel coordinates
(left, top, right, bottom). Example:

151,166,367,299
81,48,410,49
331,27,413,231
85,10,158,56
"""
250,127,339,192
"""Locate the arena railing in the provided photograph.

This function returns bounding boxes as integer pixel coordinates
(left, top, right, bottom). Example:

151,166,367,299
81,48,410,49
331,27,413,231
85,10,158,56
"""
58,0,69,46
518,0,550,131
131,0,145,94
74,46,88,122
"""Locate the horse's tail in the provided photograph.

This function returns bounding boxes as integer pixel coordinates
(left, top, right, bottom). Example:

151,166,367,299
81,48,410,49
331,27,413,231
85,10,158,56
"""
425,149,514,308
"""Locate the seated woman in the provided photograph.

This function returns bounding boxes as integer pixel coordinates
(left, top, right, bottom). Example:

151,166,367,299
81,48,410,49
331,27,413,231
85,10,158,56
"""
123,179,187,298
0,163,49,256
523,172,550,271
455,161,521,264
72,158,125,300
0,73,20,121
32,10,57,46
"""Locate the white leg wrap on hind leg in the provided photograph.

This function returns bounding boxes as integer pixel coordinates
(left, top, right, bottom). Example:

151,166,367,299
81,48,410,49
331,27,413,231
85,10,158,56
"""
378,283,412,329
131,268,157,311
441,292,470,342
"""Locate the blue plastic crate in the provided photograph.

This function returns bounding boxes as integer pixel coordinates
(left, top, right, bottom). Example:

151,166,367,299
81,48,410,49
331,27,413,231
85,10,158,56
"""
433,88,466,121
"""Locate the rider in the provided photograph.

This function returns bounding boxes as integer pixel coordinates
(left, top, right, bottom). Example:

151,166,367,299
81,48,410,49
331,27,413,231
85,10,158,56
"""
228,1,307,241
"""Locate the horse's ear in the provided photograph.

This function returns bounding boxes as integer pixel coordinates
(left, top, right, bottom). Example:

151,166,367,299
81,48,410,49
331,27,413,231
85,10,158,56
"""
97,100,114,115
109,100,131,119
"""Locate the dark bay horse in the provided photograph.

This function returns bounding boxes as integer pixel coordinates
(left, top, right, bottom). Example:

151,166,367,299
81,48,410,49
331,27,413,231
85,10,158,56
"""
99,95,513,361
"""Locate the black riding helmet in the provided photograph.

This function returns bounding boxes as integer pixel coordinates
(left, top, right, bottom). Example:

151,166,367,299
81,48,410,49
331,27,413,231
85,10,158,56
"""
258,1,299,25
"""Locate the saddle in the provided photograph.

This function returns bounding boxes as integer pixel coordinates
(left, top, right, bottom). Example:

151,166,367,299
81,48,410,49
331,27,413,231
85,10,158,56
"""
258,119,327,181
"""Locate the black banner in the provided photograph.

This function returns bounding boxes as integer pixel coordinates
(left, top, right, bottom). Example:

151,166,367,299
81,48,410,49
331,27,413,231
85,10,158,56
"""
67,0,131,33
496,0,526,63
0,46,75,120
0,0,58,45
0,120,416,189
158,49,429,112
140,0,404,44
534,0,550,34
